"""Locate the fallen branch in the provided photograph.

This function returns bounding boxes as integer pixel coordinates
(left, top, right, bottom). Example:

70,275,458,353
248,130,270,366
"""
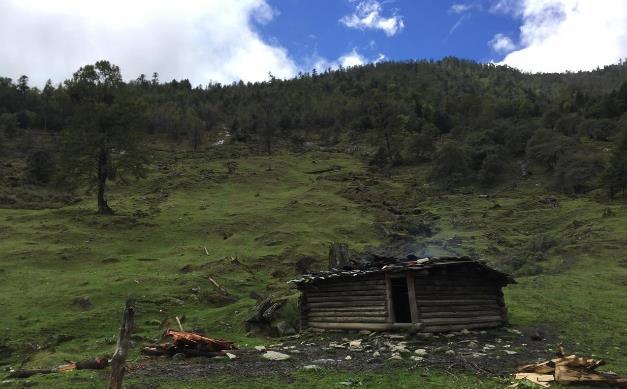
5,357,109,379
175,316,184,332
141,329,237,359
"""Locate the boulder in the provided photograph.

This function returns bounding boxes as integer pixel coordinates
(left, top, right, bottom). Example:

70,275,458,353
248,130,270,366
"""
275,321,297,337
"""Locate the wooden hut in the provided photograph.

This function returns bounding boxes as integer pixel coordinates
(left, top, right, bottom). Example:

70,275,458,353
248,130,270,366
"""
291,256,515,333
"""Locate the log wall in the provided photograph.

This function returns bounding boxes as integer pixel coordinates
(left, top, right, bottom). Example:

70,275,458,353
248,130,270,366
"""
414,274,507,333
300,275,389,330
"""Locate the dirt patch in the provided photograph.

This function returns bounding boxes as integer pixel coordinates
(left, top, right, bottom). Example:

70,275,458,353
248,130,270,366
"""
128,326,562,381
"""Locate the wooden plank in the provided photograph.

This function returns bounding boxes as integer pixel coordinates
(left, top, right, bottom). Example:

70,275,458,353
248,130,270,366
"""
421,321,503,333
307,322,393,331
385,274,394,323
304,285,386,293
415,294,498,301
420,310,501,319
418,299,496,306
306,316,388,323
305,290,386,297
306,295,386,303
306,301,386,308
421,315,503,325
406,273,419,324
308,311,387,318
308,279,385,288
419,304,502,313
306,306,387,312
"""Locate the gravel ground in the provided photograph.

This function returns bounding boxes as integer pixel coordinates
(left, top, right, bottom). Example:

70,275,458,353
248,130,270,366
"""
128,325,562,381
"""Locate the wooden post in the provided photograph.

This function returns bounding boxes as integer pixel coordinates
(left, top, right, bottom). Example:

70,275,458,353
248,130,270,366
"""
406,273,419,325
109,300,134,389
385,274,394,323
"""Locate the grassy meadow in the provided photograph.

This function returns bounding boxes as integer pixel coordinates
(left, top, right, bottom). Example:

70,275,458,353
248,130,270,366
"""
1,142,626,387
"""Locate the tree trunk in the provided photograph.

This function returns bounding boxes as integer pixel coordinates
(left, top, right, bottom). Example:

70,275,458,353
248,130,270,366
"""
108,301,134,389
97,146,113,215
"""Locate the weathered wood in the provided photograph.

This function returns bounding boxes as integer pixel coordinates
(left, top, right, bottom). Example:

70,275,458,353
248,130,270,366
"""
421,321,503,332
421,315,503,325
305,295,386,303
109,300,134,389
419,304,502,313
307,316,388,323
305,290,386,297
305,280,385,290
305,301,386,308
420,310,501,319
385,274,394,323
308,311,387,318
418,299,496,306
307,322,394,331
306,305,388,312
406,273,419,324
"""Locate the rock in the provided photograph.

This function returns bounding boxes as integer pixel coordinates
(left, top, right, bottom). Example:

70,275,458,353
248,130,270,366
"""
348,340,362,350
506,328,522,335
414,348,427,357
418,332,433,338
504,350,517,355
344,355,352,360
410,356,424,362
467,341,479,348
471,352,487,358
225,352,237,359
460,329,470,335
172,353,186,360
388,353,403,360
312,358,336,365
254,345,266,352
262,351,291,361
358,330,372,335
372,351,380,357
390,345,410,357
445,350,455,356
275,321,297,337
303,365,321,371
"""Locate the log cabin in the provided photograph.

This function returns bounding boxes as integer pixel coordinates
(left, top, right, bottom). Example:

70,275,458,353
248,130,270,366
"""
291,256,515,333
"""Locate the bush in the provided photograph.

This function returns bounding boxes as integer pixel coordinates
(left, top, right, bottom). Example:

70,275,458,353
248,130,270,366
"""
26,150,56,184
403,132,435,163
478,152,506,185
0,113,18,139
553,151,604,194
526,129,576,170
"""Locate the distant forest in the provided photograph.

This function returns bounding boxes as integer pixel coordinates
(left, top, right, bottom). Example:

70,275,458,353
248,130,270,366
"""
1,58,627,212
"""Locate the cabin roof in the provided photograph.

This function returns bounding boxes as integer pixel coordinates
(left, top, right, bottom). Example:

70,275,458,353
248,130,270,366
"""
289,256,515,286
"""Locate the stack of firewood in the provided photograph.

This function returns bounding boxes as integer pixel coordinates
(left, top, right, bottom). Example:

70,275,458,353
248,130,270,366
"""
141,329,237,358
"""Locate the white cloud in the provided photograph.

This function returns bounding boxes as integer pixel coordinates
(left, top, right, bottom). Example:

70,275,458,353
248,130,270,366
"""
0,0,298,86
489,33,517,54
309,48,383,72
340,0,405,37
494,0,627,73
450,3,482,14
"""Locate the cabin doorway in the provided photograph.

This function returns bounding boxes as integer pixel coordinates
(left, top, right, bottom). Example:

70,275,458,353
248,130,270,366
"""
390,277,412,323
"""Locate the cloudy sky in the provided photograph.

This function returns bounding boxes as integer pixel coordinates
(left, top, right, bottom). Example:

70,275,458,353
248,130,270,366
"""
0,0,626,86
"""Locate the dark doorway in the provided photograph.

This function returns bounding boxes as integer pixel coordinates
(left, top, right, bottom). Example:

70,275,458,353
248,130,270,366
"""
390,277,412,323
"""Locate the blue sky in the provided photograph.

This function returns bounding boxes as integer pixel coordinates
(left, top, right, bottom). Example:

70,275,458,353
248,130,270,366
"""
0,0,625,86
261,0,520,70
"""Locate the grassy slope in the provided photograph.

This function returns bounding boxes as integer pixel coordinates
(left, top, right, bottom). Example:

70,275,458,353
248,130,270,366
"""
1,144,626,387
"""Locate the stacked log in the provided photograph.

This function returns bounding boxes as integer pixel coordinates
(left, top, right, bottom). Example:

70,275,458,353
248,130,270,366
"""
301,275,388,330
414,275,506,333
141,329,237,358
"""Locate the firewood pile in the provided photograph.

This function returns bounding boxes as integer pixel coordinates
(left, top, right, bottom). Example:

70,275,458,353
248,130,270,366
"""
141,329,237,358
512,348,627,388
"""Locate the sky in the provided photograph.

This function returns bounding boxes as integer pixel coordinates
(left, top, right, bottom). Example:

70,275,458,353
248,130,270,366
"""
0,0,626,87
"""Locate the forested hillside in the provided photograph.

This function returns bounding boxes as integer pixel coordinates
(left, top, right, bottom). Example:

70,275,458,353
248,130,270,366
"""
2,58,627,204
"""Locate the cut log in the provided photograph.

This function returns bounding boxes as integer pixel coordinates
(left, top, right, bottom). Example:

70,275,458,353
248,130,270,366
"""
305,290,385,297
109,300,135,389
421,321,503,332
421,315,503,325
416,299,498,306
306,305,388,312
307,310,387,317
306,316,388,323
6,369,55,379
305,301,386,308
305,295,386,303
419,304,502,313
555,364,627,386
307,322,393,331
419,310,501,319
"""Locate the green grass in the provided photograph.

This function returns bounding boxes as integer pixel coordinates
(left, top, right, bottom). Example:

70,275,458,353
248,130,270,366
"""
1,144,626,387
